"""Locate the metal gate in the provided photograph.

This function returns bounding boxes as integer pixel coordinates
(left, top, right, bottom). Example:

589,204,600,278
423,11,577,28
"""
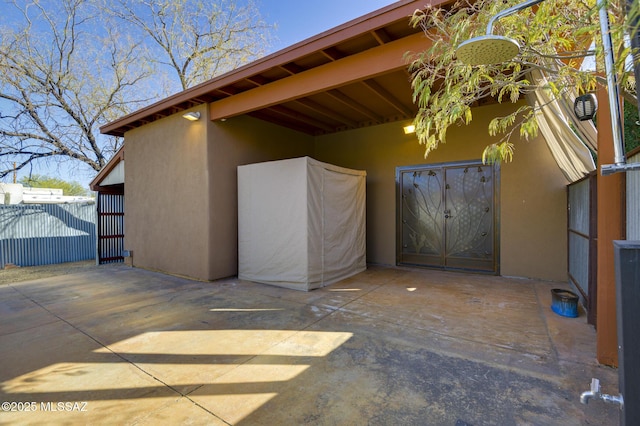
567,171,597,325
396,161,498,273
97,192,124,264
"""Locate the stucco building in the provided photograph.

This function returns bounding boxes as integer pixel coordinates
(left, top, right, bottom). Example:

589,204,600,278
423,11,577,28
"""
93,0,581,284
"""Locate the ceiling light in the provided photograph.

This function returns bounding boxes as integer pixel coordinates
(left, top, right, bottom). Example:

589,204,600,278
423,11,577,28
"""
182,111,201,121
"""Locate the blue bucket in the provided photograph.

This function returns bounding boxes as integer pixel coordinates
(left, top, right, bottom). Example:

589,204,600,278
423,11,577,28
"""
551,289,579,318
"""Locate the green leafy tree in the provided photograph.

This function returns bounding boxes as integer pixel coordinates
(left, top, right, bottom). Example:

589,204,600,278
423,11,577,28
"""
624,100,640,152
408,0,638,163
19,174,90,196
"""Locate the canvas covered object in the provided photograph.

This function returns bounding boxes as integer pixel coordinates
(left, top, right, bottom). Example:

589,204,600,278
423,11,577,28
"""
238,157,366,290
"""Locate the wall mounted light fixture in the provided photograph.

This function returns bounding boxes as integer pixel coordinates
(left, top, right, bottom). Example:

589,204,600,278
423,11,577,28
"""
403,124,416,134
182,111,201,121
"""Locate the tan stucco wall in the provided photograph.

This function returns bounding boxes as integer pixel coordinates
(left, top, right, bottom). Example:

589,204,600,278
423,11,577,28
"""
124,104,211,279
125,111,313,281
315,102,569,282
498,124,569,281
124,101,568,283
206,115,315,279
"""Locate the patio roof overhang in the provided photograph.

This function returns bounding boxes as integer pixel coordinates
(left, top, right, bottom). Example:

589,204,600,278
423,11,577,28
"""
100,0,455,138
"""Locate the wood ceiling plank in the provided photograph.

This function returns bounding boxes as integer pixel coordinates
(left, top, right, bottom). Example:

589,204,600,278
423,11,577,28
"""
293,98,359,127
362,79,414,117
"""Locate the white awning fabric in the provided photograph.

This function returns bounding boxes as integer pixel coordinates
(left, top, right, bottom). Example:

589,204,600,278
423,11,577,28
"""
527,69,597,182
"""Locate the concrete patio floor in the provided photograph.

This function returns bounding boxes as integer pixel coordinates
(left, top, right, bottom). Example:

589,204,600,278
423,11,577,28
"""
0,264,619,425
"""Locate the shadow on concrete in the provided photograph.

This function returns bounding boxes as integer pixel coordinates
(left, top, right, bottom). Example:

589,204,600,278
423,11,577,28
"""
0,264,620,425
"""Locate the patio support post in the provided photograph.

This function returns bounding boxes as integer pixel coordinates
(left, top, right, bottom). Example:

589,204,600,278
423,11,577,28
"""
596,85,625,367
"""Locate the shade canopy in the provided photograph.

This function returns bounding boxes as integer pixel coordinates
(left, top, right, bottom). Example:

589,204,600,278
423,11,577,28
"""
238,157,366,291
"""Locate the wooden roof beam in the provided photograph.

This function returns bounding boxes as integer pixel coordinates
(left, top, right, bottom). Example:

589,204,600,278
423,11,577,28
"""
246,75,271,86
209,32,429,121
266,105,335,132
321,47,346,61
249,111,316,135
325,89,382,122
371,28,392,44
280,62,304,75
362,79,414,117
293,98,359,127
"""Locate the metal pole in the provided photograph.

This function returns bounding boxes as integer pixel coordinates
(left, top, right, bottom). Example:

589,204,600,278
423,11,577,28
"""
486,0,545,35
598,0,626,166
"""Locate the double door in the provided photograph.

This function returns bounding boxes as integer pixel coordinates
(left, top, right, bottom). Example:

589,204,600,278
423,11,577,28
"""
397,161,498,273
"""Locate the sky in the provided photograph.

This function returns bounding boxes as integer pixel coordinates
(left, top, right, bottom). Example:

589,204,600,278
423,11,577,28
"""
260,0,398,52
4,0,399,190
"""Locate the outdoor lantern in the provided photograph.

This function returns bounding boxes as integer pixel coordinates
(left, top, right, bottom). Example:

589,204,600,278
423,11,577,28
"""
573,93,598,121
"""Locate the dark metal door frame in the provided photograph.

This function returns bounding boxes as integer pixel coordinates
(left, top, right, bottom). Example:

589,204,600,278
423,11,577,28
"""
396,160,500,274
97,189,125,264
567,171,598,326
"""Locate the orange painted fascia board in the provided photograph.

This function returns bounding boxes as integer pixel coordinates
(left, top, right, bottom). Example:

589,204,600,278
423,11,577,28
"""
209,32,430,121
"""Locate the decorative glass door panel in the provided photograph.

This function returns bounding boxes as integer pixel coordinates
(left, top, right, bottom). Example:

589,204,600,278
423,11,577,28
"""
397,162,497,273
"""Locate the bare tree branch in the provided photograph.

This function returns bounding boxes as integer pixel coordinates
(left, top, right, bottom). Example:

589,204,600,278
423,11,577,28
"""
0,0,274,179
107,0,274,91
0,0,156,178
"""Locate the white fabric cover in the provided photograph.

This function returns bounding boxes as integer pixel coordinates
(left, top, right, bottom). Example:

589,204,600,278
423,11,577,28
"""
238,157,366,291
526,69,597,182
